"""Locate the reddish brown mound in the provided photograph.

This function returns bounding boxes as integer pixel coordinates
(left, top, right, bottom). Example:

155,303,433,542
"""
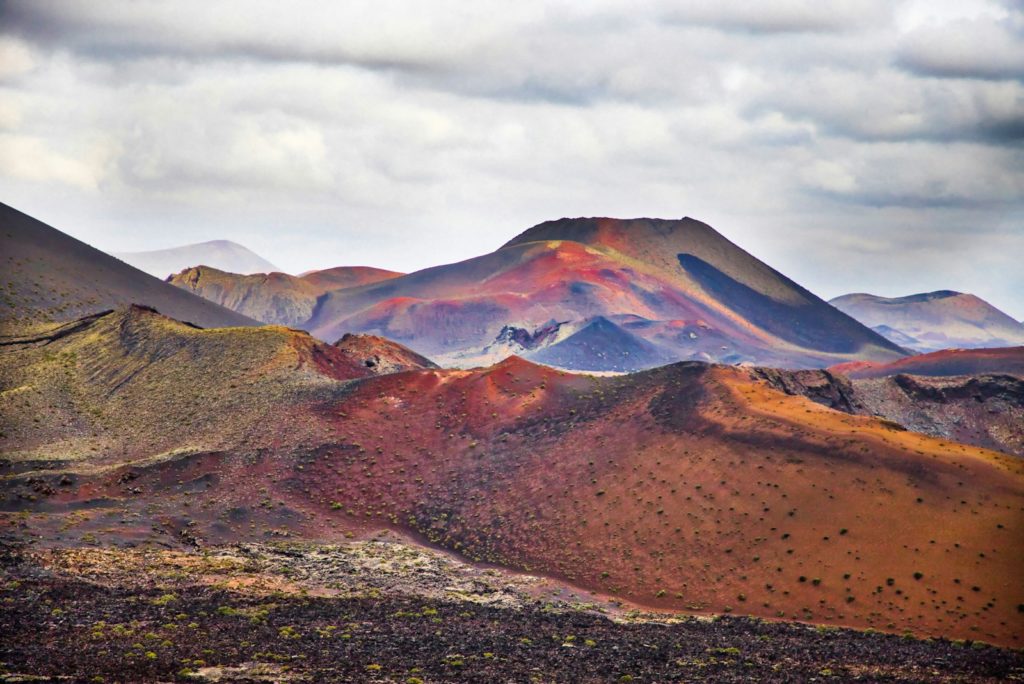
833,347,1024,379
333,332,438,374
2,314,1021,646
168,264,403,327
301,362,1023,645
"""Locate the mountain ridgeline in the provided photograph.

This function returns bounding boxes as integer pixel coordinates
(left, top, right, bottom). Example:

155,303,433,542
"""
2,203,1023,655
169,216,906,371
168,265,403,327
114,239,280,279
0,202,259,333
831,290,1024,352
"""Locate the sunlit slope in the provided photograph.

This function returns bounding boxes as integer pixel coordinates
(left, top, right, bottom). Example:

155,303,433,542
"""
302,218,904,368
1,309,1019,645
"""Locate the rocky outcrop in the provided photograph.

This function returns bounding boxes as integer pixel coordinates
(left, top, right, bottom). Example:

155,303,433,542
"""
749,368,862,413
333,333,438,374
750,366,1024,457
491,321,566,351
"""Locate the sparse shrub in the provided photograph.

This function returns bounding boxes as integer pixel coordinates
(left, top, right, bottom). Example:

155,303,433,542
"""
151,593,178,606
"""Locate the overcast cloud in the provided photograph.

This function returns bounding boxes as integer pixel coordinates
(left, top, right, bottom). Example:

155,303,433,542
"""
0,0,1021,317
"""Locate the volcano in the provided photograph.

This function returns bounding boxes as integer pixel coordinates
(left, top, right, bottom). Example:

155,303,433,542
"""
179,216,903,370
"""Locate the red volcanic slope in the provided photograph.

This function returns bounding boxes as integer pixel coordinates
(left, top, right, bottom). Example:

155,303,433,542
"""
303,218,903,369
2,307,1021,646
832,346,1024,379
333,332,439,374
300,266,404,291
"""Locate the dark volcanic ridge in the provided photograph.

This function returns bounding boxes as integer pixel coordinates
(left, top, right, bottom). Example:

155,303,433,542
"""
0,202,258,333
527,315,675,372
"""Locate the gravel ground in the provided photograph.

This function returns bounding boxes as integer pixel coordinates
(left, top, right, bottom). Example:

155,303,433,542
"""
1,541,1021,683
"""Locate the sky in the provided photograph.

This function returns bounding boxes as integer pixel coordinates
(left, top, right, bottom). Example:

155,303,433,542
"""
0,0,1022,318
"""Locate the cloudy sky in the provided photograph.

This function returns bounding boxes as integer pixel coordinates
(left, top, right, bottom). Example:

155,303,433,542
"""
1,0,1022,317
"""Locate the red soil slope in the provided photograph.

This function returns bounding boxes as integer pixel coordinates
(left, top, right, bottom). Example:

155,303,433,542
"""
2,308,1020,645
333,332,439,374
295,217,905,369
833,347,1024,379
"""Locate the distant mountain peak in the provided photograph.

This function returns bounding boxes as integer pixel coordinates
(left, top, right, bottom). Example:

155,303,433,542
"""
114,240,279,278
839,290,964,305
831,290,1024,352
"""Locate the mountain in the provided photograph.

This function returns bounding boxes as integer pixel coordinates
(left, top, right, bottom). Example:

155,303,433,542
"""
832,346,1024,380
2,305,1021,646
527,315,675,372
0,202,259,333
114,239,279,279
291,217,905,370
830,291,1024,352
168,265,403,327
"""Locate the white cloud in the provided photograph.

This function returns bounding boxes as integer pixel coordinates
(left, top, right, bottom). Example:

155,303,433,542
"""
0,134,108,189
662,0,892,34
898,12,1024,80
0,36,36,79
0,0,1021,318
